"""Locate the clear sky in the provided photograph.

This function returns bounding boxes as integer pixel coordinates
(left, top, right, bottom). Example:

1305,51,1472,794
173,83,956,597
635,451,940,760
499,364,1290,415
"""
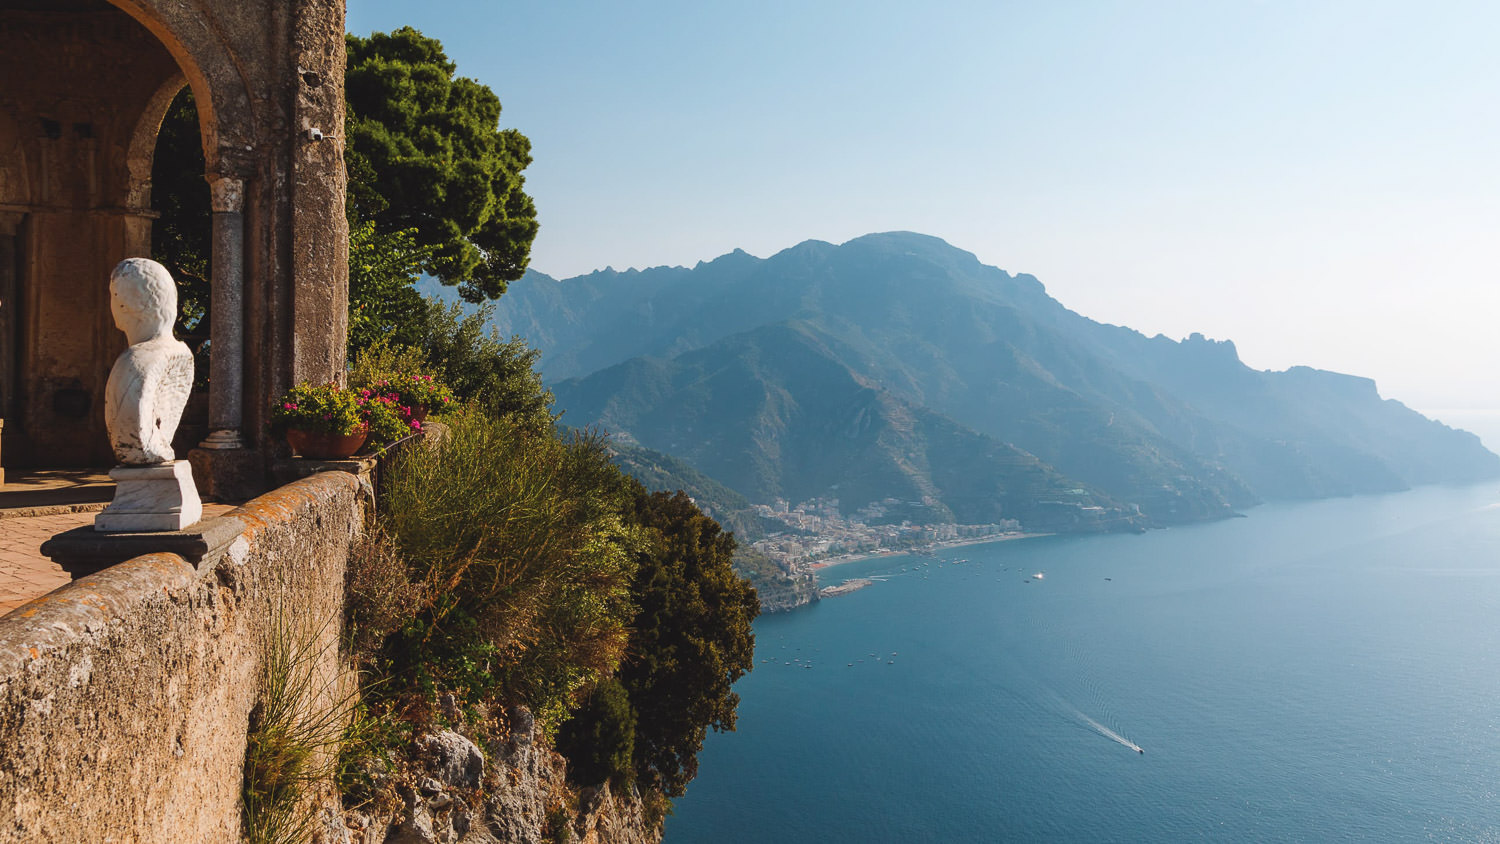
346,0,1499,415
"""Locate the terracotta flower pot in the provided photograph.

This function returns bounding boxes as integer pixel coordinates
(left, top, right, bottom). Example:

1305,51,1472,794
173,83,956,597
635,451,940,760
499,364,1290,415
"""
287,426,368,459
410,406,430,425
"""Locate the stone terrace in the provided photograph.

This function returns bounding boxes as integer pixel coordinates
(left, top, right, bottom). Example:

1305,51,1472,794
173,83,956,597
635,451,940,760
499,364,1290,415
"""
0,470,232,614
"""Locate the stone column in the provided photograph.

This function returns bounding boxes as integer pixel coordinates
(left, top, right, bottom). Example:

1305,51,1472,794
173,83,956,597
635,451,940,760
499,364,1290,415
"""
188,175,260,501
199,173,244,450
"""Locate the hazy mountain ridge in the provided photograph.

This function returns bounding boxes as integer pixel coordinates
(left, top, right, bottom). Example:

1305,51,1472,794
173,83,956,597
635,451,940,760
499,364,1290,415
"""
559,320,1143,532
481,232,1498,528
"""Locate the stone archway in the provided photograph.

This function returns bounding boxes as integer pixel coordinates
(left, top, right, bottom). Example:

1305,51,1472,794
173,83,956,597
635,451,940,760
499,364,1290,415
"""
0,0,349,498
0,0,186,469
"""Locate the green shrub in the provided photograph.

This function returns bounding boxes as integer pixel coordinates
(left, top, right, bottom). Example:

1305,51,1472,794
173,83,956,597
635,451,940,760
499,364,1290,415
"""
383,605,504,717
243,615,355,844
334,699,407,813
375,412,643,733
544,801,573,844
358,390,415,447
347,220,430,357
270,382,364,436
350,340,430,394
343,528,423,669
556,677,637,787
342,330,759,811
413,302,555,430
618,487,760,798
384,372,456,410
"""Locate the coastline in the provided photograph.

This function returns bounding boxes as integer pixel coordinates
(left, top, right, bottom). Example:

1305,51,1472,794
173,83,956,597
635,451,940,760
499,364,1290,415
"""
808,532,1052,572
819,578,874,598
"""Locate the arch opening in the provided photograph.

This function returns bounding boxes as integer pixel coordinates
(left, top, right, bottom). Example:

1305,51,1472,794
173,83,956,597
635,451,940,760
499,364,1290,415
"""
0,0,208,475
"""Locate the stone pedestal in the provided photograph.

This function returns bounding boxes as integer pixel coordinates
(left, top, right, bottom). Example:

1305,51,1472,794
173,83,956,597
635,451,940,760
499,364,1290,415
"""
95,460,202,532
42,514,244,579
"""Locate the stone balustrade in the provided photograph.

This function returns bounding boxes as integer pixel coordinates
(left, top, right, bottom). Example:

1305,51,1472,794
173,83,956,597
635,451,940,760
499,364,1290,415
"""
0,471,361,842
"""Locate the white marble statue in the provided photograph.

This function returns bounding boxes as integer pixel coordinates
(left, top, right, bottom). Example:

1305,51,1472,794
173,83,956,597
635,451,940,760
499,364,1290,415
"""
96,258,202,532
104,258,194,464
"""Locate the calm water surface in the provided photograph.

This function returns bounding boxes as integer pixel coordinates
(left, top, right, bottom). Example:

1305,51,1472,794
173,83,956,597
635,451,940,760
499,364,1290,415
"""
664,482,1500,842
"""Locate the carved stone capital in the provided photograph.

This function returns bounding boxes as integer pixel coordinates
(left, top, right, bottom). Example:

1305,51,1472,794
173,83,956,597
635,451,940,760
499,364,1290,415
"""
206,174,244,213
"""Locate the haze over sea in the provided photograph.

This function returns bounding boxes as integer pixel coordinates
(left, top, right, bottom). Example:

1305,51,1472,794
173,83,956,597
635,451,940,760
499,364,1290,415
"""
664,480,1500,842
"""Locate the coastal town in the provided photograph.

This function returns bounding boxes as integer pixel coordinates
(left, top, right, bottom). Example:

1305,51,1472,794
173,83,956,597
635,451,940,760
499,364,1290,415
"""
747,496,1025,573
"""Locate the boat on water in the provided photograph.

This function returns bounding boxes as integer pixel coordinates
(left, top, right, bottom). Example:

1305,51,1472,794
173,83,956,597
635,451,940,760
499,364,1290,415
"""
1033,572,1045,579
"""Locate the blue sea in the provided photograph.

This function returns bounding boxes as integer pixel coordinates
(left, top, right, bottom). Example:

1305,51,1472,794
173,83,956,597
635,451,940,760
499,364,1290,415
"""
664,481,1500,842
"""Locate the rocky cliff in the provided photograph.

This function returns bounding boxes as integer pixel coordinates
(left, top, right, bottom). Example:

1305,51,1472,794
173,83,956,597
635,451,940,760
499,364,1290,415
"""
333,706,662,844
749,569,820,613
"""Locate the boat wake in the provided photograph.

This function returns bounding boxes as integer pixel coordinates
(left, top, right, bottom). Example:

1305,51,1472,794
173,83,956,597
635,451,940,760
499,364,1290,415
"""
1039,687,1143,754
1071,707,1144,753
989,632,1145,756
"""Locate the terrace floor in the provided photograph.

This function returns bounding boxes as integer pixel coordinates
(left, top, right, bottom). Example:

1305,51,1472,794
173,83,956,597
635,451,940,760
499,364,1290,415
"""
0,469,232,615
0,468,115,515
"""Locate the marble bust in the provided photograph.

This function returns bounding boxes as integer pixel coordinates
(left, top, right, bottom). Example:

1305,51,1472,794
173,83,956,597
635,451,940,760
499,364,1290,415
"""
104,258,195,464
95,258,202,532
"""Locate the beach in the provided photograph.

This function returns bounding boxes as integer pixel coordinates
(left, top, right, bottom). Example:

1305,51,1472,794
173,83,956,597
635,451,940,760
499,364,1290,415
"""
807,532,1051,571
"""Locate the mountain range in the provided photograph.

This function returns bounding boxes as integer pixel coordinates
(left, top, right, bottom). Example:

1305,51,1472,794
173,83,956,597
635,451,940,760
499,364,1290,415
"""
474,232,1497,531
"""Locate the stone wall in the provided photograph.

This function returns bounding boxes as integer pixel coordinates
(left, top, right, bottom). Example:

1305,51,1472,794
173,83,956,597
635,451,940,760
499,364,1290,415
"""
0,471,361,842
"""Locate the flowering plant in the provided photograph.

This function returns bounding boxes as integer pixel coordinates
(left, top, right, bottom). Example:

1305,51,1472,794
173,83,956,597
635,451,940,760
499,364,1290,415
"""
356,386,419,445
270,382,365,436
379,373,455,411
